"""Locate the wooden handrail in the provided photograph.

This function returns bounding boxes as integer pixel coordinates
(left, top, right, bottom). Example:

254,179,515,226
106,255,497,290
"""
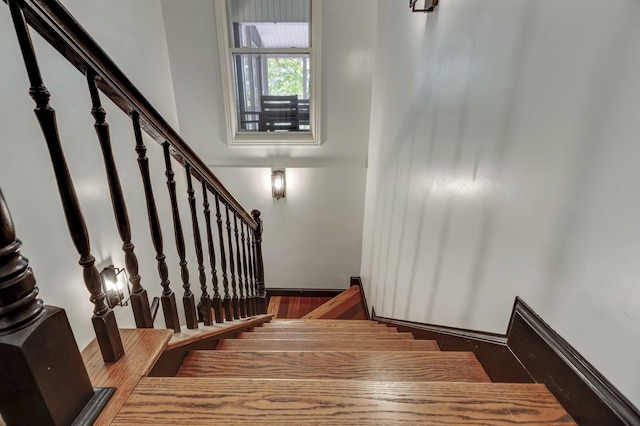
8,0,256,228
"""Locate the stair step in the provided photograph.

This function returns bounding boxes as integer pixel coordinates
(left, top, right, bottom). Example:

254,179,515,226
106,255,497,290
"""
114,378,576,424
216,338,440,351
178,351,489,382
270,319,375,323
234,331,415,340
260,321,388,328
301,286,366,320
249,326,399,333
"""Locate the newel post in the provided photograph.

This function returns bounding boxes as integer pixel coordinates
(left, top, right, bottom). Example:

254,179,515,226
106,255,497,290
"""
251,210,266,314
0,188,95,425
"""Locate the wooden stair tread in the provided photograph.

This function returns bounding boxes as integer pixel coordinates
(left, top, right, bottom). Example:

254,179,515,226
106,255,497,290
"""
270,319,375,323
260,322,389,328
250,326,399,333
166,314,273,349
215,339,440,351
301,286,366,320
114,378,576,425
81,328,172,426
178,351,489,382
235,331,415,340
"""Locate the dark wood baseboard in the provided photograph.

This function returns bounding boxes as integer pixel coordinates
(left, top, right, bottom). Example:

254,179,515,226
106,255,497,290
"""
507,298,639,426
372,310,531,383
350,277,370,320
265,288,344,298
373,297,640,426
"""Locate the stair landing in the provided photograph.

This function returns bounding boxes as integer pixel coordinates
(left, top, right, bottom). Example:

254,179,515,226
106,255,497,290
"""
301,285,367,319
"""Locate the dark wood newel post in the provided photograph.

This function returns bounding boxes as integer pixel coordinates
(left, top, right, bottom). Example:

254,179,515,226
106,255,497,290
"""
251,210,266,314
0,187,95,425
86,70,152,329
9,0,123,362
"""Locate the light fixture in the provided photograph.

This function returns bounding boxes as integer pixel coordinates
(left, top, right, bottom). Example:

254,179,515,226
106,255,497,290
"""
271,169,286,200
100,265,129,308
410,0,438,13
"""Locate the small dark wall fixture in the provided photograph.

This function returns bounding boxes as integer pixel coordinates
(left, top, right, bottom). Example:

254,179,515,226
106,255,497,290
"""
373,297,640,426
410,0,438,13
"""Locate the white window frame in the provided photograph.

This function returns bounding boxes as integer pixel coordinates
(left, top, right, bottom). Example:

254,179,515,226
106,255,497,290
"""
214,0,322,146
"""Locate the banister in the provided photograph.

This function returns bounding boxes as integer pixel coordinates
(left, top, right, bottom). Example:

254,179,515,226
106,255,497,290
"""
7,0,256,229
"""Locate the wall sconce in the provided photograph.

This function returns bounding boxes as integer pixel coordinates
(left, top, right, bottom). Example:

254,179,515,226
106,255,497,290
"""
410,0,438,12
271,169,286,200
100,265,129,308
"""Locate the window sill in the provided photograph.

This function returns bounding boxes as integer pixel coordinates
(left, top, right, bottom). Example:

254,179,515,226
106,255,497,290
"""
229,131,320,146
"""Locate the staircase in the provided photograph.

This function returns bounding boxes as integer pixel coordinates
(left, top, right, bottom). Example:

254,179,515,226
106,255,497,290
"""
112,318,575,424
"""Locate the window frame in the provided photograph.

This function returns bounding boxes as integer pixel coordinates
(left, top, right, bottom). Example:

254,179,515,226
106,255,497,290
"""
214,0,322,146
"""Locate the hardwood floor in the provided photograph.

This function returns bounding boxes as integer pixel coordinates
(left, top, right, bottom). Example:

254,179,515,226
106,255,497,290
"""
215,338,441,351
110,317,575,424
114,379,576,425
178,351,491,382
302,285,367,319
81,329,172,426
267,296,332,318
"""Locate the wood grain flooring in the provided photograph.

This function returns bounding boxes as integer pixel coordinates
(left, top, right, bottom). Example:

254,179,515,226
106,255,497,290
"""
267,296,332,318
177,351,490,382
261,321,386,328
302,286,367,319
166,314,273,349
270,319,375,323
235,331,415,340
114,378,576,425
249,326,399,333
215,338,441,351
81,328,172,426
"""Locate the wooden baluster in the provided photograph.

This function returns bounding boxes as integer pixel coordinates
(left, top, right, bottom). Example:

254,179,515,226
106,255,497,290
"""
9,0,123,361
249,225,258,315
215,193,232,321
234,212,246,318
252,210,267,314
132,112,180,332
202,183,223,323
241,220,253,316
186,165,212,326
225,203,240,319
0,187,96,425
87,71,152,328
163,142,198,329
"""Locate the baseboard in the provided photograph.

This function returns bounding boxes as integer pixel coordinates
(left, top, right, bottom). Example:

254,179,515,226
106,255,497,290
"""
373,298,640,425
372,311,531,383
508,298,640,426
265,288,344,298
350,277,370,320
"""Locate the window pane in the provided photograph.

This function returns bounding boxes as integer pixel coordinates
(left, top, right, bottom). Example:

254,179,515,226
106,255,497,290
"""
233,53,311,132
229,0,310,48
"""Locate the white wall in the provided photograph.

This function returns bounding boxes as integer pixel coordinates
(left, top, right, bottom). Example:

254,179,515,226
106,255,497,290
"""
0,0,196,349
213,167,366,289
362,0,640,407
161,0,375,168
160,0,376,289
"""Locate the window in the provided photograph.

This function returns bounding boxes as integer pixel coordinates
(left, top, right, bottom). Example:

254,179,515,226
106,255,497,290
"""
214,0,322,145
